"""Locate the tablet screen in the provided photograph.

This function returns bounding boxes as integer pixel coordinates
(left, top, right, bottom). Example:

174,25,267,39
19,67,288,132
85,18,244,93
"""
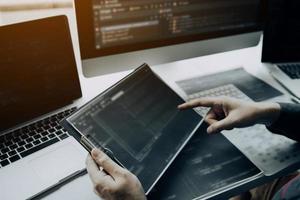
65,64,202,194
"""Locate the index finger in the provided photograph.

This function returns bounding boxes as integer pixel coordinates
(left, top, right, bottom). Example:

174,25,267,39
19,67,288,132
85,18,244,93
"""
178,97,220,110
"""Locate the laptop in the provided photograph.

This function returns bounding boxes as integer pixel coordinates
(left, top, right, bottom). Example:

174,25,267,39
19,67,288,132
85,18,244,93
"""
262,0,300,98
0,16,87,199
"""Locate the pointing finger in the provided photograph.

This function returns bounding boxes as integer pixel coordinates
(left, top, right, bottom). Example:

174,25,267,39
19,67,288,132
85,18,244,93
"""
178,97,220,110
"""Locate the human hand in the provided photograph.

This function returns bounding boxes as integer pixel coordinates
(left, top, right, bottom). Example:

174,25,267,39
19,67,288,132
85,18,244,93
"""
178,97,280,134
86,148,146,200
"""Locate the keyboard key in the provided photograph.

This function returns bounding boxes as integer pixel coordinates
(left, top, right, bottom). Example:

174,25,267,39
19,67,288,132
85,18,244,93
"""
33,140,41,145
1,148,9,154
20,138,59,158
41,137,48,142
36,122,43,128
43,125,51,130
25,143,33,149
33,134,41,140
8,150,17,156
36,128,43,133
49,128,55,133
17,147,25,153
22,128,29,134
0,154,8,160
50,122,57,127
28,131,36,136
18,141,26,147
12,137,21,143
26,137,34,143
41,131,48,136
9,144,18,150
28,125,35,132
48,134,56,139
59,134,69,140
21,134,29,140
50,117,57,123
4,141,13,147
57,115,64,120
0,159,9,167
5,134,14,141
55,130,63,135
9,155,20,163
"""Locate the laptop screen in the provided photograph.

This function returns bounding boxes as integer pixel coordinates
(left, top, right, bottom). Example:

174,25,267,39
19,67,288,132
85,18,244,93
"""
0,16,82,132
262,0,300,62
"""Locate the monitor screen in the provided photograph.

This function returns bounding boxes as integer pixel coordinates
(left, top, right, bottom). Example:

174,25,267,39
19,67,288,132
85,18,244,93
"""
75,0,265,59
262,0,300,63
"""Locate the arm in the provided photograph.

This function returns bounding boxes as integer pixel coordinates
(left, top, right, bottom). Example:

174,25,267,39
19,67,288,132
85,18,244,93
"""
267,103,300,142
179,97,300,142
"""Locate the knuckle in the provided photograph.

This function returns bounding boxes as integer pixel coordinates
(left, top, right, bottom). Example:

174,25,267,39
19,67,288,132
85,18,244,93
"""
94,183,102,193
102,186,113,194
120,170,129,178
118,169,133,180
98,156,109,165
95,184,114,196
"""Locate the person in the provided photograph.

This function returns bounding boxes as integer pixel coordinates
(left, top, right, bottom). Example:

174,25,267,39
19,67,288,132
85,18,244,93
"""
86,97,300,200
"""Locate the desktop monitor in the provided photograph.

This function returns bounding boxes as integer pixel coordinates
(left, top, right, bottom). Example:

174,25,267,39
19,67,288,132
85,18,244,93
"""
74,0,266,76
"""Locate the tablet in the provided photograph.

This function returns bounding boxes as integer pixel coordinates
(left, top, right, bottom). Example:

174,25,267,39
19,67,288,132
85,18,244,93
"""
61,64,202,194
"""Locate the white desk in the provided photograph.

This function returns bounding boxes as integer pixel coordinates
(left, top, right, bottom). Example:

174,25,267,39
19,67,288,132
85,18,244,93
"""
0,6,295,200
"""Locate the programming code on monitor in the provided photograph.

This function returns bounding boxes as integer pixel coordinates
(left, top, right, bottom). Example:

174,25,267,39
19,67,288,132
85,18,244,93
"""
92,0,262,49
66,64,202,193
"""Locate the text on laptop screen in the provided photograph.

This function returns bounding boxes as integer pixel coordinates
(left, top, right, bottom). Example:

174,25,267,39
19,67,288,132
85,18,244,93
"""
0,16,82,132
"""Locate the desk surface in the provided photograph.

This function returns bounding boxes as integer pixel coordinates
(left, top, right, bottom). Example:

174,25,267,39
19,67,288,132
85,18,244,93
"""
0,7,296,200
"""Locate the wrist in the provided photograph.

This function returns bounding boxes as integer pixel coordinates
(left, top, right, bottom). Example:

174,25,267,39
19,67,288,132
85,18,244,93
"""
256,102,281,126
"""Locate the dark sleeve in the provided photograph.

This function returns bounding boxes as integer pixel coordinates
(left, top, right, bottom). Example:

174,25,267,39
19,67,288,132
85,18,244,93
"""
267,103,300,142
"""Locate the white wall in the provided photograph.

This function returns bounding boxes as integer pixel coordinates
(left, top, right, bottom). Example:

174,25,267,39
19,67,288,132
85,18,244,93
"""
0,0,71,5
0,0,72,11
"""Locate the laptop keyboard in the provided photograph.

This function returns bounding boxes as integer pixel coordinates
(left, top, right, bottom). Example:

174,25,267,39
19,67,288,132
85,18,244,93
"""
188,84,250,116
0,107,76,168
278,63,300,79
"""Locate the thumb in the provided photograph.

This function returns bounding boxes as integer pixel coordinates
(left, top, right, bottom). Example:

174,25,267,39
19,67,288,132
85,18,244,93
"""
207,118,233,134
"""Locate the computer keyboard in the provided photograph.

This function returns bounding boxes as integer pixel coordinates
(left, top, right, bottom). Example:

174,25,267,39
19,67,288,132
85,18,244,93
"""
278,63,300,79
0,107,76,168
188,84,250,116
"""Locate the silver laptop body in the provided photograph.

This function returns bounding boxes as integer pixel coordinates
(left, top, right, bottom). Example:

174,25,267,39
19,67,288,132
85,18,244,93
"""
0,16,87,200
